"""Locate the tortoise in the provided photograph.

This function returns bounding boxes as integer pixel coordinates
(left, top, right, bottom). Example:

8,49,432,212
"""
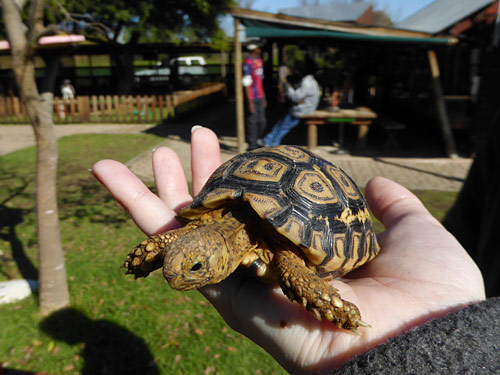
123,145,380,333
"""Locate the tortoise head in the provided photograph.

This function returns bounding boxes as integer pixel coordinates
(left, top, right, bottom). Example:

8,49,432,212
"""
162,226,235,291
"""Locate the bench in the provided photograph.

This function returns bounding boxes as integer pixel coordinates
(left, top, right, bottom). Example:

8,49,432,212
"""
300,107,377,151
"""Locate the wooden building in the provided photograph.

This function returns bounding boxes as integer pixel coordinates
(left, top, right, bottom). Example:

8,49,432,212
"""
231,0,500,156
231,8,460,156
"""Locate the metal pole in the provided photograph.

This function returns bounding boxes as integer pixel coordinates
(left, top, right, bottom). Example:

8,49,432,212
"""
234,17,245,153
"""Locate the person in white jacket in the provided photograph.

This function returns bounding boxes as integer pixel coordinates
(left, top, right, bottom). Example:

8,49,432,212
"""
61,79,75,99
259,60,319,146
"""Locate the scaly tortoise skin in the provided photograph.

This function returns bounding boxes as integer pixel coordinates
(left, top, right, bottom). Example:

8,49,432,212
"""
123,145,380,333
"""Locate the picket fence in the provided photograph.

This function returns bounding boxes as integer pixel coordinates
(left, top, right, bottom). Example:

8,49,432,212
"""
0,83,226,124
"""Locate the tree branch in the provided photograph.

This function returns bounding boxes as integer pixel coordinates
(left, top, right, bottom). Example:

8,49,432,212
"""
1,0,28,57
13,0,27,9
70,13,115,40
26,0,47,52
32,24,60,40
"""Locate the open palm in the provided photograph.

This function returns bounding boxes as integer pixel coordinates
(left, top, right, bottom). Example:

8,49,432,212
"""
92,127,484,374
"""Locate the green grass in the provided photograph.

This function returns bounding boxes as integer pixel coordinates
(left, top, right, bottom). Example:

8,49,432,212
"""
0,134,459,374
0,134,286,375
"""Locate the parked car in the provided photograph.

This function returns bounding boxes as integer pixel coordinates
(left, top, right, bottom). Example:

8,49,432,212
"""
135,56,207,78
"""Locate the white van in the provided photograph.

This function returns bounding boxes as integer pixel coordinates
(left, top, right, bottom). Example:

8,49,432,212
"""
136,56,207,77
170,56,207,67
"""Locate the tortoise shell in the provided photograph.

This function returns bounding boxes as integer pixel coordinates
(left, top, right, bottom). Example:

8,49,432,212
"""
179,145,379,276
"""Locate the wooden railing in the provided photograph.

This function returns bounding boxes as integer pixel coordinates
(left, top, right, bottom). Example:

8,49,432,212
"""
0,83,226,124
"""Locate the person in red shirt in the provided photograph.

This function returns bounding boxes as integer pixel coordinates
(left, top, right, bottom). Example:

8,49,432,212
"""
242,41,267,150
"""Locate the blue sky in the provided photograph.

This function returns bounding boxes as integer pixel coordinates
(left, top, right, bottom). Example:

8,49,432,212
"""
249,0,435,22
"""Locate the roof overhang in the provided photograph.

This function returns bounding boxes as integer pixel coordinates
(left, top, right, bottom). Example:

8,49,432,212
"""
231,8,458,45
0,34,86,52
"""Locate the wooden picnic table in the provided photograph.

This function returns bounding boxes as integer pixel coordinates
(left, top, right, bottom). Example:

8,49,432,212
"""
300,107,378,152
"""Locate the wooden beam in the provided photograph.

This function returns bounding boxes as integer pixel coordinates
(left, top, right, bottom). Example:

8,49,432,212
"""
427,49,458,158
234,17,245,153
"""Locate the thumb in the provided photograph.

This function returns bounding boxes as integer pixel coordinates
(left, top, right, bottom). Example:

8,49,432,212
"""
364,176,438,229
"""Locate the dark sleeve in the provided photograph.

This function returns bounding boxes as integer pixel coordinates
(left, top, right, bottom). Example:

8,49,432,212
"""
332,298,500,374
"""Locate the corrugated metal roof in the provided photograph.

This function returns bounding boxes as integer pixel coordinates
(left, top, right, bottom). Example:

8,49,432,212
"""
396,0,495,34
278,3,371,22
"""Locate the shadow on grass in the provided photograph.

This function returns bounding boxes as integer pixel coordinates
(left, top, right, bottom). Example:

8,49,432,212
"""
372,157,466,182
0,205,38,281
144,98,236,142
0,366,52,375
40,308,159,375
57,177,131,225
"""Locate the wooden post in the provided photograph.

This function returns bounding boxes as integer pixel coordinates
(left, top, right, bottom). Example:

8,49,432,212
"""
83,96,91,122
99,95,106,123
306,121,318,150
234,17,245,153
113,95,120,122
106,96,113,122
353,120,371,149
427,49,458,158
221,50,227,80
136,95,142,123
152,96,157,123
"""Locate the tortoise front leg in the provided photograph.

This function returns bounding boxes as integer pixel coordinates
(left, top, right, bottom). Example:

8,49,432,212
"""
274,249,369,333
123,224,196,278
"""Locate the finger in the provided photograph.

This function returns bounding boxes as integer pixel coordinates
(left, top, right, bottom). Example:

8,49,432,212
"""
364,176,437,229
191,126,222,195
92,159,175,235
152,147,192,212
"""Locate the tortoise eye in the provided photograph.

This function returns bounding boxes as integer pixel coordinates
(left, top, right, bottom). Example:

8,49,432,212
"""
190,262,203,272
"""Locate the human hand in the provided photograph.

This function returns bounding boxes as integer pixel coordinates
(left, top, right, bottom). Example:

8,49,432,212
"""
92,128,485,374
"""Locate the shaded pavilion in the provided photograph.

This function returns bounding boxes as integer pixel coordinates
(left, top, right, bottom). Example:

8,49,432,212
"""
231,8,460,156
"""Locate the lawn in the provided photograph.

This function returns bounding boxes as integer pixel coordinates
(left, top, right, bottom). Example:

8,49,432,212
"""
0,134,458,374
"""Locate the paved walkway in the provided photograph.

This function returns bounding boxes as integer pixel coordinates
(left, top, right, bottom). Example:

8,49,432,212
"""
0,124,156,156
126,135,472,192
0,106,473,192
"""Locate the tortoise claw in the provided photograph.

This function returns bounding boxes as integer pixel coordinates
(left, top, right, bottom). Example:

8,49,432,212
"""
311,308,322,321
356,319,371,328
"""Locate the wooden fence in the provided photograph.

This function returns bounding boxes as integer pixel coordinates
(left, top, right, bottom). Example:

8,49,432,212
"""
0,82,226,124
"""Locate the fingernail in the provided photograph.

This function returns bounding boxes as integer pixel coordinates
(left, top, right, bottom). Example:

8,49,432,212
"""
191,125,204,133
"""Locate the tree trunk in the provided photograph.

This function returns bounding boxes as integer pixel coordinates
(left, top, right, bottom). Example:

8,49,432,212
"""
20,64,70,316
36,92,70,316
2,0,70,316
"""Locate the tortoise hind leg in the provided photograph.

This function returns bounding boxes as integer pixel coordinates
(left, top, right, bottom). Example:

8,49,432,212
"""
274,249,369,333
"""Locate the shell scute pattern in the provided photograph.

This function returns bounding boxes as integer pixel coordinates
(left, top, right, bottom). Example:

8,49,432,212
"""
179,145,378,274
233,157,288,182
